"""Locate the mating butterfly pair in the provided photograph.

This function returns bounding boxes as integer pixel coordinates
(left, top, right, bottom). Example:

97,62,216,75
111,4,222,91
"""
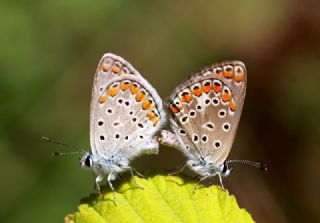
49,53,266,204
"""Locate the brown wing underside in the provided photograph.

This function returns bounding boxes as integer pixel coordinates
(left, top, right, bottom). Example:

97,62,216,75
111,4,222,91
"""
167,61,246,165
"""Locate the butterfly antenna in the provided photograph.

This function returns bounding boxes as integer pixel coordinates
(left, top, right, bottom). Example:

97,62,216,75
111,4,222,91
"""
41,136,86,156
226,160,268,171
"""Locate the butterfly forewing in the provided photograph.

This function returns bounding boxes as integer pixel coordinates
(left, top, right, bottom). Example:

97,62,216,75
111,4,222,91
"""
167,61,246,165
90,53,141,108
90,53,165,158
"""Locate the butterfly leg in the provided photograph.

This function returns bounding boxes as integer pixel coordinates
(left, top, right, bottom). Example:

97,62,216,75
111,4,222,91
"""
131,166,146,178
193,171,227,193
217,172,225,189
168,163,187,176
95,175,103,193
192,174,212,193
107,173,117,205
123,166,144,189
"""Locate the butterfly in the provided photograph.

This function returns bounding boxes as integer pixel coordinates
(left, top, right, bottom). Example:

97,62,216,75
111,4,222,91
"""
72,53,166,204
159,61,266,188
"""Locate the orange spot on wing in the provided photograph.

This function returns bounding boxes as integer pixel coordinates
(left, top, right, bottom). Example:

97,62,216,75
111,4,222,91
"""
108,87,118,97
170,104,181,113
234,73,244,82
130,84,139,94
101,64,110,72
202,83,211,93
180,92,192,103
223,69,233,78
135,91,146,102
213,83,222,93
222,92,232,102
119,71,125,76
147,112,159,126
121,82,130,91
192,86,202,97
99,95,106,104
146,112,154,119
142,99,153,110
153,120,159,126
112,66,120,73
230,101,236,111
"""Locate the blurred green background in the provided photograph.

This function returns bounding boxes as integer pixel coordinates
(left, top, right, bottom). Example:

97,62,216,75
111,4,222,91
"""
1,0,320,222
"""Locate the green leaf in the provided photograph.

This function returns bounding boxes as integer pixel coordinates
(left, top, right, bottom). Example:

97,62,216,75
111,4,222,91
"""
66,174,255,223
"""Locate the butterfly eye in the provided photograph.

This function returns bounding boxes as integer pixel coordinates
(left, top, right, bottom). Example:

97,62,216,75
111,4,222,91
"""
85,156,91,167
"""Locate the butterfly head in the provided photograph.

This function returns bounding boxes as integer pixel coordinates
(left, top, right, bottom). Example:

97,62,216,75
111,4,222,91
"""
220,161,231,177
80,152,93,170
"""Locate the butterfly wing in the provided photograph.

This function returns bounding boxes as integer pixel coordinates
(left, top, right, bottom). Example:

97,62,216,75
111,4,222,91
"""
90,53,165,159
165,61,246,165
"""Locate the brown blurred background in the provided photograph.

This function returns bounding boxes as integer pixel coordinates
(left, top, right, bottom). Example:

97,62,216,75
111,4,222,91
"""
1,0,320,222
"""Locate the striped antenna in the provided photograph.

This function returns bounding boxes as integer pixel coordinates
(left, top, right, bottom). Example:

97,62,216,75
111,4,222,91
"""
41,136,86,156
226,160,268,171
